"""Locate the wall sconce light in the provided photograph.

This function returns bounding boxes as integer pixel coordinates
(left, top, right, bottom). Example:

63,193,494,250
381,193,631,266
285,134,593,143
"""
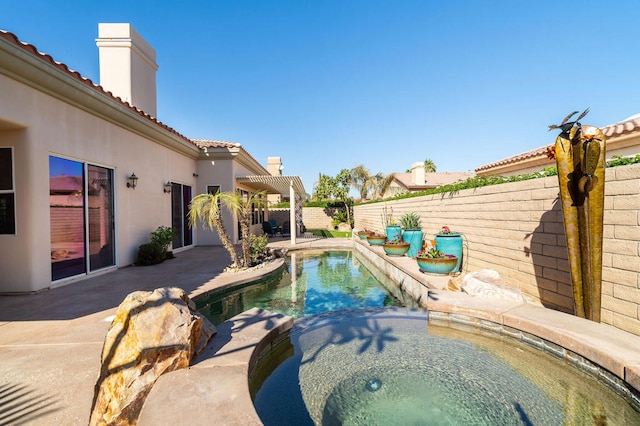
127,173,138,189
163,181,172,193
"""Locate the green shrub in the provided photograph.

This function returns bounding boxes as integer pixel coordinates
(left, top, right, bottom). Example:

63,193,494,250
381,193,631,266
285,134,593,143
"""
150,226,175,253
249,233,269,265
331,209,353,228
607,154,640,167
136,242,166,266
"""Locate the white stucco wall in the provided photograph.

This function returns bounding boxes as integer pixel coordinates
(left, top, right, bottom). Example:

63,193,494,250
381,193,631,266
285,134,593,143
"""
0,72,197,293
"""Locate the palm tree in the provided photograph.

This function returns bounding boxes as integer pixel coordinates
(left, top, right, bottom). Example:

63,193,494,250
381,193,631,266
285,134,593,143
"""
374,173,396,199
350,164,379,201
223,190,267,268
188,191,241,267
189,190,267,268
424,159,437,173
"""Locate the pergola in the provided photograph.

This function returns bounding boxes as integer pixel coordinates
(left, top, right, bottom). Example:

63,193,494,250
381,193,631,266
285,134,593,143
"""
236,175,306,244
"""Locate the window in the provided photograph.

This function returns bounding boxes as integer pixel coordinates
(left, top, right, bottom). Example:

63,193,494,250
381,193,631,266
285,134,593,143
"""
206,185,220,196
0,148,15,234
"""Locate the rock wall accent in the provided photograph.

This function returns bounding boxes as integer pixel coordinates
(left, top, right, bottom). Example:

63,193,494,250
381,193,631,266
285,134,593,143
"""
89,287,216,425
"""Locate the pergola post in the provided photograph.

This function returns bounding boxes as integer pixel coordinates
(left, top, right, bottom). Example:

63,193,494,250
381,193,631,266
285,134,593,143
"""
290,179,296,245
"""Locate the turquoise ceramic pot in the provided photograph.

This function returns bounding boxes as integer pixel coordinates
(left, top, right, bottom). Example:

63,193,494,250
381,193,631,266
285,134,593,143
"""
382,242,410,256
385,225,402,242
402,230,423,257
435,233,463,272
416,256,458,274
357,231,373,240
366,235,386,246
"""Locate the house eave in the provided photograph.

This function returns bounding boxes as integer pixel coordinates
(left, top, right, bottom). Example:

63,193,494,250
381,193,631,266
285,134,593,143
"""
0,31,200,158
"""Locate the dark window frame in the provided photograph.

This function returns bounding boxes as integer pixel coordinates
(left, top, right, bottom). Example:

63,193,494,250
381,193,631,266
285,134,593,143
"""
0,147,16,235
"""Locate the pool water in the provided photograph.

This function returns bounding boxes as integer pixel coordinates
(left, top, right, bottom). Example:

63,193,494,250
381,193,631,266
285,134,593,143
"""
252,308,640,425
196,250,411,324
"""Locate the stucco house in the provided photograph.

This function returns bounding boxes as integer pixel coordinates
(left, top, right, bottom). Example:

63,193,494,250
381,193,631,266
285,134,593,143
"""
384,161,475,198
475,114,640,177
0,23,304,293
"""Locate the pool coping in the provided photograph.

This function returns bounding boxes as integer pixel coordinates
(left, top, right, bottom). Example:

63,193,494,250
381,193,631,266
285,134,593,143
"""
139,240,640,425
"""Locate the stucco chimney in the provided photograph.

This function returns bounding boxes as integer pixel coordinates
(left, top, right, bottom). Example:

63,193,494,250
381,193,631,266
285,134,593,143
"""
96,23,158,118
411,162,425,185
267,157,284,176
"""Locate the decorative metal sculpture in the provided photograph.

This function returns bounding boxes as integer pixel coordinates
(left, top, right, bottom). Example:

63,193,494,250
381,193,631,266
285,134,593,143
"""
548,109,606,321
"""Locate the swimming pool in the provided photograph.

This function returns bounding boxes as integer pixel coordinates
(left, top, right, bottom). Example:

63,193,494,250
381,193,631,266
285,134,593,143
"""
195,248,639,424
197,250,417,324
251,308,640,425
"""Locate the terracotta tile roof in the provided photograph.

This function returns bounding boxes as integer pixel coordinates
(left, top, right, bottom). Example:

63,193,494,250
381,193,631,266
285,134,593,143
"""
0,29,195,147
475,115,640,172
601,114,640,138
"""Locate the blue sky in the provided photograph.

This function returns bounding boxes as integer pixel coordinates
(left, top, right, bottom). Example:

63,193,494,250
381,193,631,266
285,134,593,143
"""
5,1,640,195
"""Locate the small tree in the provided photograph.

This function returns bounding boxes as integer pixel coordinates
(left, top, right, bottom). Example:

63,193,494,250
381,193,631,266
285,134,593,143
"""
334,169,353,228
188,191,242,267
224,190,267,268
313,174,335,201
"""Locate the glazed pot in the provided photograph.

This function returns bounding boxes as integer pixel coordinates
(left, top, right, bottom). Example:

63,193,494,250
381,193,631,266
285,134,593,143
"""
435,232,463,272
366,235,387,246
402,229,423,258
357,231,374,240
385,225,402,242
382,242,410,256
416,255,458,274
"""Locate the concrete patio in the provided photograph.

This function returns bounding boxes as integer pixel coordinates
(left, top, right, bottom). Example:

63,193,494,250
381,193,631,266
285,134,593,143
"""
0,236,639,425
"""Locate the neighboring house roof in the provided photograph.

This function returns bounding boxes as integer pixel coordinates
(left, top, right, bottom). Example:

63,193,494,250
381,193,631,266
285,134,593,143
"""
392,171,475,191
475,115,640,174
0,29,195,148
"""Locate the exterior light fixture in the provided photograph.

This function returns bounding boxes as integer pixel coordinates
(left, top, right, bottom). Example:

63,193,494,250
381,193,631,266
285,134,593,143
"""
164,181,172,193
127,173,138,189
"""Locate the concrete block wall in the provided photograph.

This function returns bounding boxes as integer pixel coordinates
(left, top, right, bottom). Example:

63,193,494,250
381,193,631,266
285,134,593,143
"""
354,163,640,336
269,207,341,230
302,207,340,230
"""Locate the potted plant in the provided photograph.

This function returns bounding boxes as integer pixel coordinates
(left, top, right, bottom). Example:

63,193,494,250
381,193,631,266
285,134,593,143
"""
356,229,375,239
434,225,463,272
400,212,423,258
416,247,458,274
382,204,401,241
382,235,410,256
366,232,387,246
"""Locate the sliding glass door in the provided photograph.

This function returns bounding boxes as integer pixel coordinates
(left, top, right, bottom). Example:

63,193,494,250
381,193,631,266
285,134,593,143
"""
171,182,193,249
87,165,115,271
50,156,115,281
